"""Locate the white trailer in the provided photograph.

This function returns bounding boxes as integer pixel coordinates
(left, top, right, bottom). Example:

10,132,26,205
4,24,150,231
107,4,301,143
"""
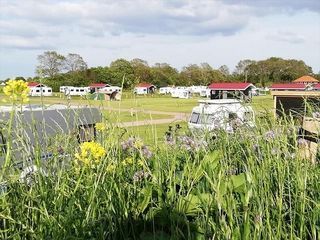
188,99,255,133
200,88,211,98
159,87,173,94
63,87,90,96
171,88,191,99
29,86,53,97
98,86,122,94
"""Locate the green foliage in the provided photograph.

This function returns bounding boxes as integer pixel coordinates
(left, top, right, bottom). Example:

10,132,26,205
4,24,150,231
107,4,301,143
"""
18,53,319,89
236,57,313,85
1,107,319,239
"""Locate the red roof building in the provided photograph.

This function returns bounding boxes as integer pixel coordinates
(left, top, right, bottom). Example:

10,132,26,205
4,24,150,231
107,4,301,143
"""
208,82,255,100
208,82,254,90
292,75,319,84
27,82,46,88
134,82,156,94
270,83,306,90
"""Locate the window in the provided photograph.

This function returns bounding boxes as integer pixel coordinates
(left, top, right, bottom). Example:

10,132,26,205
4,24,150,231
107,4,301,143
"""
228,112,238,121
78,124,96,143
36,89,40,92
190,112,200,124
80,89,84,92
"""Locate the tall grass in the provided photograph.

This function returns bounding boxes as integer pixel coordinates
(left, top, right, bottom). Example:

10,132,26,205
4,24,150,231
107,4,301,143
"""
0,106,319,240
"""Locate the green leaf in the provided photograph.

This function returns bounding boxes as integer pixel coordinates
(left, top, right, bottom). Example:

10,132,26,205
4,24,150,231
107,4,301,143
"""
138,185,153,213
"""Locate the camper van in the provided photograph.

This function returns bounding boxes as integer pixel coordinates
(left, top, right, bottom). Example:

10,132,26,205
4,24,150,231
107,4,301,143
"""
188,99,255,133
0,105,101,189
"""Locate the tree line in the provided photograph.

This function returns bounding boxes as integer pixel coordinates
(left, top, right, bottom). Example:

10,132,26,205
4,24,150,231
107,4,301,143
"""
6,51,319,91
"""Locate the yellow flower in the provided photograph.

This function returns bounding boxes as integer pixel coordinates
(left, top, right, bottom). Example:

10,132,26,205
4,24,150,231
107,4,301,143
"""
75,141,106,167
106,163,116,172
96,122,106,131
3,80,30,103
138,159,144,167
133,139,144,149
121,157,134,166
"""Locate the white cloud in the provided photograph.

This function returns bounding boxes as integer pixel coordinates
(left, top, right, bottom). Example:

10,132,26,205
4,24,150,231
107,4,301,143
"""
0,0,319,78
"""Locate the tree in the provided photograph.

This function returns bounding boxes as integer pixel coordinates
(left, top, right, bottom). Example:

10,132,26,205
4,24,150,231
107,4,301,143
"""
15,76,26,81
150,63,179,87
234,59,255,75
109,59,136,88
36,51,65,78
64,53,87,72
218,65,230,76
244,57,313,86
131,58,152,83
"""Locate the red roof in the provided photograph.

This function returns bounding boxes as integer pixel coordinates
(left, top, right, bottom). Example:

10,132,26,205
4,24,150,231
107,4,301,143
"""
314,83,320,90
27,82,40,87
208,82,253,90
89,83,109,88
136,82,155,88
292,75,319,83
270,83,306,90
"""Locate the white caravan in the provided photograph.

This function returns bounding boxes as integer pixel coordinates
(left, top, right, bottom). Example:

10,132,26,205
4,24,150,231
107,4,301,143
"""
188,99,255,133
159,87,173,94
171,87,191,99
200,88,211,98
63,87,90,96
188,86,207,94
98,86,122,94
29,86,53,97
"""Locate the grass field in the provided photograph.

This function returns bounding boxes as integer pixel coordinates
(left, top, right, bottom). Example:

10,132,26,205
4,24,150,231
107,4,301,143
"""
1,88,319,239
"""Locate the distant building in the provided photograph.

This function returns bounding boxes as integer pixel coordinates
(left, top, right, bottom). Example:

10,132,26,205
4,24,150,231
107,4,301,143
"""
292,75,319,85
208,82,255,101
28,82,53,97
134,83,156,95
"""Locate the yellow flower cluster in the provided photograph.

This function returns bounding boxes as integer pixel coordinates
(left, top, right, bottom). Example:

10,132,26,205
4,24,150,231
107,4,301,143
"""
3,80,30,103
106,163,116,172
133,139,144,149
75,141,106,166
121,157,134,166
96,122,106,131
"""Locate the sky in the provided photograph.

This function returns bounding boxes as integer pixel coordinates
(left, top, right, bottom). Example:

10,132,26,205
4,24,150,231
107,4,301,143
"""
0,0,319,79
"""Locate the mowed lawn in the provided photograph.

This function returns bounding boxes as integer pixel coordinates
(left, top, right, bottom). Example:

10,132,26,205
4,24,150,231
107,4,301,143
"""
102,110,172,123
0,91,274,143
1,92,274,112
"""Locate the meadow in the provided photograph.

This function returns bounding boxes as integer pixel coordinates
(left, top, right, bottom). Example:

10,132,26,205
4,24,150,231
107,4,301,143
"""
0,91,319,239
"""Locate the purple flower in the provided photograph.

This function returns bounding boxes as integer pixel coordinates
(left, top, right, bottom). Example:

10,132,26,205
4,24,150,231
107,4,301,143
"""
264,130,276,141
133,170,151,182
297,138,308,147
141,146,153,159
